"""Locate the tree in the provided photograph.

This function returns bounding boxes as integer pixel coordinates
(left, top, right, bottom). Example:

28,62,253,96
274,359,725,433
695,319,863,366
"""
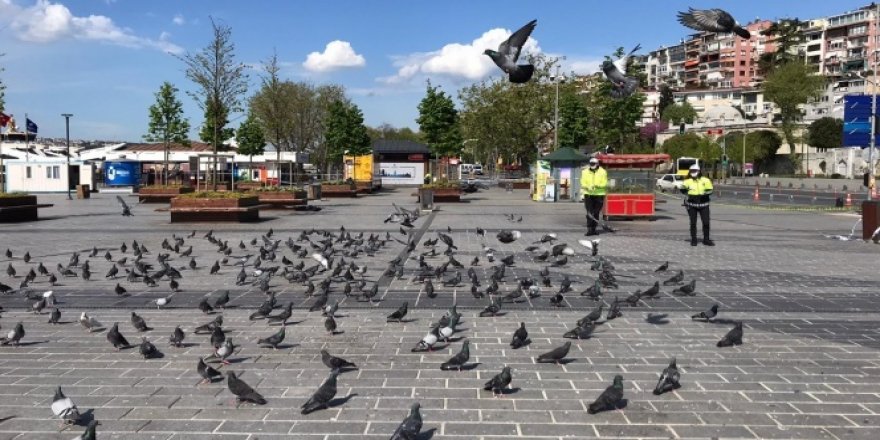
661,133,722,164
178,18,248,190
325,100,371,167
590,78,646,151
807,117,843,152
199,99,235,147
661,102,698,125
144,82,190,185
367,124,421,142
236,112,266,180
250,52,294,165
721,130,782,170
557,92,590,149
657,85,674,119
418,83,463,163
760,19,804,73
763,61,824,154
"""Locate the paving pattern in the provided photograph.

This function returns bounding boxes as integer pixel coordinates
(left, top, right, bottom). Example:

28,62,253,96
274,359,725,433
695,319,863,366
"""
0,188,878,439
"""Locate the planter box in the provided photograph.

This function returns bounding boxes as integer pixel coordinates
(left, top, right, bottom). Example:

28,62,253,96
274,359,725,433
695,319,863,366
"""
138,187,194,203
355,181,374,194
604,193,655,218
499,181,530,190
257,191,308,209
321,184,358,198
0,195,47,222
423,187,462,203
236,182,264,191
170,196,262,222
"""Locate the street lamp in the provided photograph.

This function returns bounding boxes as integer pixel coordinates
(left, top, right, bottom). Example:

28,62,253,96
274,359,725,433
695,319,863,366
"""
551,57,567,150
61,113,73,200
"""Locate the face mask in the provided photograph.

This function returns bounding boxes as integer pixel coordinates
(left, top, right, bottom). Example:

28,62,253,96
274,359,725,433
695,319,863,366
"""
690,172,699,178
590,164,598,170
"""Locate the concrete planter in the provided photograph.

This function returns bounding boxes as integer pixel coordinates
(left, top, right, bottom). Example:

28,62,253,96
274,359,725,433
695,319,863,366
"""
257,190,308,208
236,182,264,191
422,187,461,202
321,183,358,198
170,195,261,222
138,186,194,203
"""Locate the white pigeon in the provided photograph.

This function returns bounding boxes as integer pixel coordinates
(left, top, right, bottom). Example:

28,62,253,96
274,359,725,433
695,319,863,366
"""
311,253,329,270
51,386,79,426
155,295,173,309
43,290,56,306
578,239,600,250
413,327,440,352
79,312,102,332
438,324,455,341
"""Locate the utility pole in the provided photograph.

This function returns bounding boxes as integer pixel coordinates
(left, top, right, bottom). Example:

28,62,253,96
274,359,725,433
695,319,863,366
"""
870,1,878,200
62,113,73,200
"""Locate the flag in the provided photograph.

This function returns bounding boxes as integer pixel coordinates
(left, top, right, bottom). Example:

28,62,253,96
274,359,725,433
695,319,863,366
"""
0,113,9,127
26,118,38,134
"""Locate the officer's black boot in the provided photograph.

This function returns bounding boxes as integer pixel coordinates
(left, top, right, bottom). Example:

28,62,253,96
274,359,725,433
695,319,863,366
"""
703,227,715,246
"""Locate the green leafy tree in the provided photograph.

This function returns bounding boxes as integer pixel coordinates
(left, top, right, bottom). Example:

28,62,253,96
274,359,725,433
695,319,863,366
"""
250,52,294,164
178,18,248,189
325,100,371,167
721,130,782,170
661,133,722,164
657,84,674,119
763,61,824,155
417,82,463,160
367,124,421,142
557,92,590,149
144,82,190,185
661,102,698,125
760,19,804,73
589,79,646,151
236,112,266,179
807,117,843,152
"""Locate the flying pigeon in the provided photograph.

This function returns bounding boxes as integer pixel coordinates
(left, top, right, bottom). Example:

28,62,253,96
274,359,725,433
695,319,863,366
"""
717,322,744,347
536,341,571,364
602,44,641,99
484,19,537,83
390,402,423,440
51,386,80,426
483,366,512,397
588,375,625,414
116,195,133,216
321,349,358,371
677,7,751,39
440,339,470,371
197,357,223,384
227,371,267,406
301,370,340,414
257,327,286,350
653,358,681,395
510,322,530,349
692,304,719,322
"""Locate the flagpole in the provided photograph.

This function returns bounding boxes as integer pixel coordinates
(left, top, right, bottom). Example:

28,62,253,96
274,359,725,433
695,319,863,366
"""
25,113,29,163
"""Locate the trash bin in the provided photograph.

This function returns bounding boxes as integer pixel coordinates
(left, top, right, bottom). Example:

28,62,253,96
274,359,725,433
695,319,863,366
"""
419,188,434,211
863,200,880,240
76,184,90,199
307,183,322,200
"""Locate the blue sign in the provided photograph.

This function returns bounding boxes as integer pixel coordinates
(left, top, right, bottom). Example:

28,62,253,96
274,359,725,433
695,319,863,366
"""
843,95,880,147
104,160,141,186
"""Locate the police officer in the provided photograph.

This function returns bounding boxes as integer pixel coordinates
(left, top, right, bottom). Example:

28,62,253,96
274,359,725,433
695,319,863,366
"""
581,157,608,236
680,164,714,246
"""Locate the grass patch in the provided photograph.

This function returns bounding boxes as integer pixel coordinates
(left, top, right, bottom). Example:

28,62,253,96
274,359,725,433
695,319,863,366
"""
0,191,29,198
176,191,251,199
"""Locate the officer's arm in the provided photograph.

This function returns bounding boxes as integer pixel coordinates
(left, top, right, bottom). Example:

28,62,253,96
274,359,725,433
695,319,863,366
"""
703,178,714,196
679,180,690,195
595,170,608,190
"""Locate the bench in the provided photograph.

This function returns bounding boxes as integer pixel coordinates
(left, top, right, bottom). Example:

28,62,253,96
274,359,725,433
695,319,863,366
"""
0,204,54,222
169,204,269,223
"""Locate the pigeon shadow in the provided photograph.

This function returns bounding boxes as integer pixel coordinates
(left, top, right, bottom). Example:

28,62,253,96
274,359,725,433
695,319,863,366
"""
0,415,14,424
224,356,251,364
706,318,739,325
74,409,95,426
264,343,298,350
53,321,76,325
16,340,49,346
499,387,521,396
329,330,345,335
173,342,199,348
445,336,466,343
327,393,358,409
646,314,670,325
457,362,481,371
417,428,437,440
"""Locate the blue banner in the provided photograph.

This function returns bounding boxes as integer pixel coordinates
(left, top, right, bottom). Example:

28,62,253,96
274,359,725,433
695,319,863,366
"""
843,95,880,147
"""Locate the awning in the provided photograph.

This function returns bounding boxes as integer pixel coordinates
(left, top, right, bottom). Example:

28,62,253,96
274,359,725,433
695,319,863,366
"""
596,153,671,168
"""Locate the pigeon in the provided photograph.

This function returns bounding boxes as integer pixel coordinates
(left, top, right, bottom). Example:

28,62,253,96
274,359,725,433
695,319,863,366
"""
115,283,127,296
268,302,293,325
321,349,357,371
51,386,80,426
106,323,130,350
387,302,409,323
214,290,230,309
210,325,226,348
249,300,274,320
672,280,696,296
324,315,338,335
662,270,684,285
130,312,151,332
563,321,595,339
717,322,744,347
496,229,521,243
579,304,604,326
198,297,214,314
48,307,61,324
692,304,719,322
73,420,99,440
578,238,600,256
197,357,223,384
412,326,441,352
301,370,339,414
154,295,172,309
655,261,669,272
79,312,102,332
442,272,461,287
588,375,625,414
536,341,571,364
323,300,339,318
510,322,530,349
549,292,565,307
623,291,642,307
6,263,15,277
210,260,220,275
677,7,751,39
425,279,436,298
582,279,603,301
500,255,515,266
212,338,236,365
32,298,46,314
602,45,641,99
440,339,471,371
606,298,622,320
483,366,512,397
195,315,223,333
1,322,24,346
484,19,537,83
653,358,681,395
116,195,133,216
479,299,501,317
139,337,162,359
227,371,267,406
257,327,285,350
640,281,661,299
390,402,423,440
309,294,329,312
105,264,119,279
169,326,186,347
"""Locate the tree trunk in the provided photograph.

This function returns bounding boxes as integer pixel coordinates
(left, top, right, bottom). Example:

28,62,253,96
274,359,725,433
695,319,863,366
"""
164,139,169,186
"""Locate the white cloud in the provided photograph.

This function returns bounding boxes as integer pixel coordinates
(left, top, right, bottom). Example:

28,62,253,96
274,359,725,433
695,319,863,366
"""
302,40,366,72
381,27,540,84
172,13,185,26
1,0,182,54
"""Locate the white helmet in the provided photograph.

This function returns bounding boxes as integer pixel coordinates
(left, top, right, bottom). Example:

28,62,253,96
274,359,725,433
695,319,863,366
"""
689,164,700,172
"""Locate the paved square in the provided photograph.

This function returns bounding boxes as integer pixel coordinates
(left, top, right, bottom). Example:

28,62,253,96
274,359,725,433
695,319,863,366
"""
1,188,879,439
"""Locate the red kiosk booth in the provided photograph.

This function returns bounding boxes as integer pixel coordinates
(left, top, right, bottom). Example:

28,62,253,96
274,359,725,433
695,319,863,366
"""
596,153,670,219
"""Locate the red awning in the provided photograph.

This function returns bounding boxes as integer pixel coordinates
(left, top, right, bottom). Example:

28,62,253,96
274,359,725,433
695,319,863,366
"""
596,153,670,168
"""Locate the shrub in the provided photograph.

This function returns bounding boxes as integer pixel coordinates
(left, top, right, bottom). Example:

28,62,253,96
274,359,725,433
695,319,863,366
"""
177,191,250,199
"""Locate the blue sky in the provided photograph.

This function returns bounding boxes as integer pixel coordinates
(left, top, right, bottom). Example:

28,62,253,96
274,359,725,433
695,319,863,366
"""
0,0,871,141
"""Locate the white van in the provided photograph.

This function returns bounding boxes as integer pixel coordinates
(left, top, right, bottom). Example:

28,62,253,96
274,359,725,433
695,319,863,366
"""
472,164,484,175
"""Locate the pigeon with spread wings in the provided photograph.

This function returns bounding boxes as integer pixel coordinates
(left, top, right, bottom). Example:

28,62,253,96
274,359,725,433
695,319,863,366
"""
677,7,751,39
484,19,538,83
116,195,133,216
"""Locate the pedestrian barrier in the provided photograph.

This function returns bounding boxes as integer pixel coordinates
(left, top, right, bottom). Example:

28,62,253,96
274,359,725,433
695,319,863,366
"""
846,193,853,208
753,188,760,202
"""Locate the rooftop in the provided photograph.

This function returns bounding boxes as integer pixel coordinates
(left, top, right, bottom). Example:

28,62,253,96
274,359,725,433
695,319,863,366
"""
372,139,430,155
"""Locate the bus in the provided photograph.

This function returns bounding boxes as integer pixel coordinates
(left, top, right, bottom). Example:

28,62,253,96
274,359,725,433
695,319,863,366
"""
675,157,700,176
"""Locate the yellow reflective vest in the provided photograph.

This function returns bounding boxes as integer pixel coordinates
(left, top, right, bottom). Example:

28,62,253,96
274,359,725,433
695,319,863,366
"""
681,177,714,196
580,167,608,196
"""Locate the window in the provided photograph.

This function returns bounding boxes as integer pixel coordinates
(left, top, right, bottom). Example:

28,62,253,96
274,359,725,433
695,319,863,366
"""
849,25,868,36
46,167,52,179
47,166,60,179
26,167,32,179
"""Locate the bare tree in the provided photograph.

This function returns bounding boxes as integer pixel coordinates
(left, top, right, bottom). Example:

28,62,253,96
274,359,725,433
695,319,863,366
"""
177,18,248,190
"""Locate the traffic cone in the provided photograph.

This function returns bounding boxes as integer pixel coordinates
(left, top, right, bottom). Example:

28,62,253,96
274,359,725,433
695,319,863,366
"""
845,193,852,208
753,188,760,202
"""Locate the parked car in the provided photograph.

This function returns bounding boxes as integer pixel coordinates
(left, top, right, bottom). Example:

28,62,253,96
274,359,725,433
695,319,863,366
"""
473,164,484,175
656,174,685,192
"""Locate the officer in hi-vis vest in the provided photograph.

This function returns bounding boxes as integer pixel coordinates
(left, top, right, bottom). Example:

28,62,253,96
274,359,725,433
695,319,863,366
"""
580,157,608,236
680,163,714,246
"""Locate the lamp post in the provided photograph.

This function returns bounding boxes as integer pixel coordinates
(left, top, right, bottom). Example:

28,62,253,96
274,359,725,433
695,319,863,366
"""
61,113,73,200
551,58,566,150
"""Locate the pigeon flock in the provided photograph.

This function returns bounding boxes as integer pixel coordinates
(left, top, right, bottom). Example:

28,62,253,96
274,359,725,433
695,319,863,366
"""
0,194,745,438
